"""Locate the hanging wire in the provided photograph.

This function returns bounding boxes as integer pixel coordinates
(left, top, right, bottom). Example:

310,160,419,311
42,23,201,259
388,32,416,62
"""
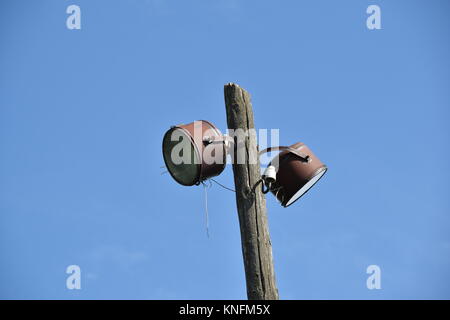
210,178,235,193
201,181,212,238
200,178,234,239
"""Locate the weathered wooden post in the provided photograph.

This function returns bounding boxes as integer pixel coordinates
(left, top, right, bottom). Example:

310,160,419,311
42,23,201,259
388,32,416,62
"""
224,83,279,300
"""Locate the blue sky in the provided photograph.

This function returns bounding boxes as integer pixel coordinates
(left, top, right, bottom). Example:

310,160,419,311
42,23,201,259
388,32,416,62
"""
1,0,449,299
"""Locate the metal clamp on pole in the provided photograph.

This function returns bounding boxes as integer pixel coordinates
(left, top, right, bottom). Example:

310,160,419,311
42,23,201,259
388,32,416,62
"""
203,134,234,153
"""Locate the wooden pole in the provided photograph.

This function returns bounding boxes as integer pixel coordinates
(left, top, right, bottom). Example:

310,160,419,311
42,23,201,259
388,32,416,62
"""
224,83,279,300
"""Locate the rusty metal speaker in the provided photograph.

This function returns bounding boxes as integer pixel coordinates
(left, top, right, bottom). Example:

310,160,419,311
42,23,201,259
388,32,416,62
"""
260,142,327,207
162,120,227,186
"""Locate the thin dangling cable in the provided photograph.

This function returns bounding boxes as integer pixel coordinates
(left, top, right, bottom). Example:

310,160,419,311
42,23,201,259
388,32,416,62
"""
202,181,210,238
210,178,235,193
200,179,234,238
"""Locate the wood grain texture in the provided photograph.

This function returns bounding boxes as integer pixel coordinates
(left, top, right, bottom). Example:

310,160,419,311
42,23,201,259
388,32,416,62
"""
224,83,279,300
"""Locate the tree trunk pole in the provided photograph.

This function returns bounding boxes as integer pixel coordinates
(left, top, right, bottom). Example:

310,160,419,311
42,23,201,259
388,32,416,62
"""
224,83,279,300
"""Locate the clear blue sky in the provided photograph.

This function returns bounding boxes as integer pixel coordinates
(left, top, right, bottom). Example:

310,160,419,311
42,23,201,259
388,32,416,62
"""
1,0,449,299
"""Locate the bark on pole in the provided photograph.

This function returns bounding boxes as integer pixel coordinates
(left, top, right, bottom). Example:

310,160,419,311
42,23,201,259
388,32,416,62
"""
224,83,279,300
